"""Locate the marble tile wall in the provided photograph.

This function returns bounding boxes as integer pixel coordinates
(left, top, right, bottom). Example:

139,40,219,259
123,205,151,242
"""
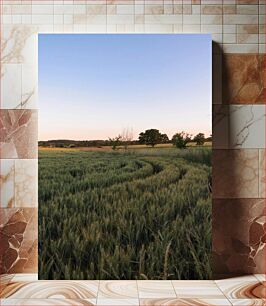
0,208,38,274
0,0,265,278
213,199,266,276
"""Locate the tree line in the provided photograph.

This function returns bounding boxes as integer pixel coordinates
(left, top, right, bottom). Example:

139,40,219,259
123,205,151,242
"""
138,129,210,149
39,129,211,149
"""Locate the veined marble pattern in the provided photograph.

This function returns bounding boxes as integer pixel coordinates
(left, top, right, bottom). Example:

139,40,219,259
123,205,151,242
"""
14,160,37,208
229,300,266,306
254,275,266,283
212,105,266,149
215,276,265,299
0,299,97,305
212,149,259,198
213,199,266,277
1,277,265,305
0,159,37,208
1,25,38,65
137,281,176,298
1,62,37,109
1,64,22,109
0,208,38,274
1,281,99,299
0,274,14,295
98,281,138,299
0,160,15,208
21,63,38,110
0,110,37,159
222,54,264,104
139,299,232,306
229,105,265,149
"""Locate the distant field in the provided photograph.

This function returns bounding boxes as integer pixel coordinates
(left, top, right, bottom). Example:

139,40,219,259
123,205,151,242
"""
38,141,212,152
38,147,211,280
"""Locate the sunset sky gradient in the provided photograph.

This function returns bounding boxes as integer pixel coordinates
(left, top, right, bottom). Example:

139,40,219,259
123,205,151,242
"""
39,34,212,141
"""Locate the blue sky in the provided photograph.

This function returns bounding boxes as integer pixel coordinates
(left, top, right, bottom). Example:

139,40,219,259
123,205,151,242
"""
39,34,211,141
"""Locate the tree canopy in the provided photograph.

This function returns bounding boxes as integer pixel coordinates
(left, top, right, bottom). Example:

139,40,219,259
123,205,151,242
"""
193,133,205,146
138,129,167,147
172,132,192,149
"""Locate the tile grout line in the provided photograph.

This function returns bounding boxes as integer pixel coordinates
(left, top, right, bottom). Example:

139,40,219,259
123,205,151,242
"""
171,280,179,299
213,279,231,302
135,279,140,305
96,279,100,305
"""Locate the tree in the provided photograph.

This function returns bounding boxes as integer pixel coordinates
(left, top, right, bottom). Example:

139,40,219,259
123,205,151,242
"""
172,132,191,149
160,133,169,144
139,129,166,147
205,134,212,142
193,133,205,146
108,135,122,150
121,127,133,150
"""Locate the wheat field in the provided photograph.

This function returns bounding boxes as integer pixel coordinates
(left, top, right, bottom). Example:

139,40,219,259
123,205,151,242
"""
38,147,212,280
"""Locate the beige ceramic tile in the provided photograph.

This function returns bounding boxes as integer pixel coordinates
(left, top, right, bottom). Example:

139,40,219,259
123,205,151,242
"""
1,281,99,299
21,63,38,109
201,5,223,15
0,274,15,292
237,33,259,44
237,25,259,34
236,4,258,15
202,24,222,33
172,281,225,298
32,4,54,15
1,25,38,65
11,274,38,282
201,15,222,24
229,105,265,149
137,281,176,299
222,43,258,53
98,281,138,299
0,299,97,305
254,275,266,283
223,25,236,33
223,33,236,43
87,5,106,15
223,4,236,15
144,5,164,15
229,299,266,305
97,299,139,305
223,14,258,25
1,64,22,109
139,298,232,305
107,14,134,25
144,24,174,33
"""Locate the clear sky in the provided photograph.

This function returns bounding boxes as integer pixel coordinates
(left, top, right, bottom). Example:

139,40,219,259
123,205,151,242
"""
39,34,211,141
